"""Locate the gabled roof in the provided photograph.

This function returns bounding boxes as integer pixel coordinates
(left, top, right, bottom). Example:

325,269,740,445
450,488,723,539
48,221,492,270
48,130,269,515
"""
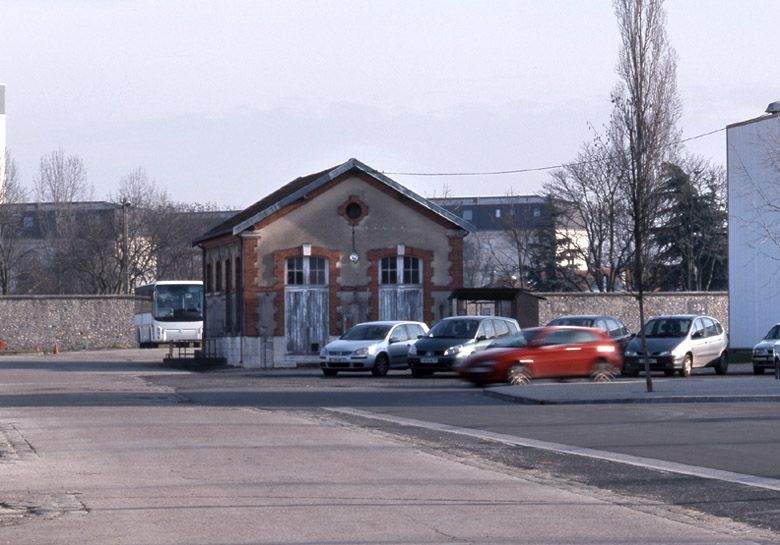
194,158,473,244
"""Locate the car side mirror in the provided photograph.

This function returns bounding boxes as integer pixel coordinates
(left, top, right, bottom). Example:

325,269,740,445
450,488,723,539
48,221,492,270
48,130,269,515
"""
388,337,400,344
476,335,488,342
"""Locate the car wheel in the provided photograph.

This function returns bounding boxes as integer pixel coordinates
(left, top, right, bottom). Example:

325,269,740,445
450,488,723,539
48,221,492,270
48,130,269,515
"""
507,363,531,385
590,360,615,382
753,366,765,375
714,352,728,375
411,367,427,378
372,354,390,377
680,354,693,377
322,369,338,377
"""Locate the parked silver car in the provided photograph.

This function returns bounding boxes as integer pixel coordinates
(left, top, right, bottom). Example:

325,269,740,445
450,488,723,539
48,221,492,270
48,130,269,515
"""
319,320,429,377
623,315,729,377
751,323,780,375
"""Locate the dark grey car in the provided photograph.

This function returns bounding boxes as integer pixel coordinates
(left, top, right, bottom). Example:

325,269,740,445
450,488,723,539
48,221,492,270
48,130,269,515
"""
407,316,520,377
623,315,728,377
547,315,633,351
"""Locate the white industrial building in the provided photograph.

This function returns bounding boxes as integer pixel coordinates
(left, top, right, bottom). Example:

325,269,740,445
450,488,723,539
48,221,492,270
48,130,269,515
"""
0,83,6,196
727,101,780,349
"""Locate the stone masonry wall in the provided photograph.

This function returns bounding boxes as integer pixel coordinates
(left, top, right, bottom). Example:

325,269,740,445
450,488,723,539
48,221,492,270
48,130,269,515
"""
0,296,137,353
536,292,728,334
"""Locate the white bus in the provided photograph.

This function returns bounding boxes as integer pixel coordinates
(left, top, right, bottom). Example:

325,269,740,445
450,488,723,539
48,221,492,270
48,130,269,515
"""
134,280,204,348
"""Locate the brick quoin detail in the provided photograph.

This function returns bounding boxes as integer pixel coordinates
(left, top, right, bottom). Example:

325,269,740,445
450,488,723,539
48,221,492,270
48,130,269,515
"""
242,237,260,336
272,246,341,337
446,234,465,289
367,247,435,324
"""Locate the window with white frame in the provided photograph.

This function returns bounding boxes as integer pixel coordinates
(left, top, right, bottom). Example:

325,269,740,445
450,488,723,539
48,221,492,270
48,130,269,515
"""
286,256,327,286
381,256,421,285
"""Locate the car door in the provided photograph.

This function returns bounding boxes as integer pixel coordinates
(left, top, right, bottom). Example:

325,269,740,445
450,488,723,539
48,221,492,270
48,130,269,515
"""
387,324,411,366
534,329,578,377
689,318,708,367
474,319,496,353
701,317,719,364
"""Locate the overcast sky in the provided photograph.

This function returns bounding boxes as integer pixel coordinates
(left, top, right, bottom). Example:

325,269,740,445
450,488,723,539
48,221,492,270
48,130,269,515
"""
1,0,777,208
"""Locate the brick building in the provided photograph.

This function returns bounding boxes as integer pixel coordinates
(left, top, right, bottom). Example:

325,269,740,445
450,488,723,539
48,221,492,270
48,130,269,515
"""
194,158,472,367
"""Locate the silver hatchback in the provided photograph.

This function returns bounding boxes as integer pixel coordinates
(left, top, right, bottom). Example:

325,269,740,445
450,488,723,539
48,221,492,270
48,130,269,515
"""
751,323,780,375
623,315,729,377
319,320,429,377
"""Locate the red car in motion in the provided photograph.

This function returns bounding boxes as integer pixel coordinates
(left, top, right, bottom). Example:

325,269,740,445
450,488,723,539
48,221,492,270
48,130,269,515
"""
456,326,623,385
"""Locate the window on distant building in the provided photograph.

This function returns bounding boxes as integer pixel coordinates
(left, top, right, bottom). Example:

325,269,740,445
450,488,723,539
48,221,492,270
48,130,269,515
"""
463,209,473,221
533,208,541,217
495,208,501,218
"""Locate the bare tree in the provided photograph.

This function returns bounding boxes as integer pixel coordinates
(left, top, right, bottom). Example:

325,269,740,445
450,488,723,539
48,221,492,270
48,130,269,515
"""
611,0,682,391
34,148,94,203
0,150,32,293
112,168,230,288
546,133,633,292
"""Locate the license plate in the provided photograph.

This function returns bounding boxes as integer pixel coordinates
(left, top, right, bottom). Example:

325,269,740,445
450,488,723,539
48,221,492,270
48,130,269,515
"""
330,357,349,363
420,357,439,364
639,358,657,364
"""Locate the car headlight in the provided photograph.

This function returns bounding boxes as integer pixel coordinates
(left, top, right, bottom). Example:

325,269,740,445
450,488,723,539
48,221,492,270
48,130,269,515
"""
658,350,671,356
445,344,475,358
353,347,369,357
408,345,418,356
320,348,328,358
444,344,463,356
625,350,637,356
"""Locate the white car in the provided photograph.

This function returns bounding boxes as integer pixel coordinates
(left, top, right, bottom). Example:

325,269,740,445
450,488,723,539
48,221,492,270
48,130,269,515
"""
623,315,729,377
751,323,780,375
320,321,429,377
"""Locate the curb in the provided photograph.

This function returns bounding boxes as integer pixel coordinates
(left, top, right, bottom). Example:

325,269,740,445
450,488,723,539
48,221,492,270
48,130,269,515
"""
483,389,780,405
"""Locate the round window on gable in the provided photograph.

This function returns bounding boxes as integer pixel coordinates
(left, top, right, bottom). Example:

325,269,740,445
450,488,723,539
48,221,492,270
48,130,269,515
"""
346,202,362,220
339,196,369,225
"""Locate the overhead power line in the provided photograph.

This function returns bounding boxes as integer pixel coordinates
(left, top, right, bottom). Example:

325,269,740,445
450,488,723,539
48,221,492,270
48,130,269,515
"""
383,127,726,178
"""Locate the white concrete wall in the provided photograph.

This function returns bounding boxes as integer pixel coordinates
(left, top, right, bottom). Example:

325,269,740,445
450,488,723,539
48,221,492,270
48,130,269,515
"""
212,335,306,368
727,113,780,349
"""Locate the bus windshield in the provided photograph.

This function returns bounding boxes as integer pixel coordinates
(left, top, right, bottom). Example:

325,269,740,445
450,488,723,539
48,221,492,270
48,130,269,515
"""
154,284,203,322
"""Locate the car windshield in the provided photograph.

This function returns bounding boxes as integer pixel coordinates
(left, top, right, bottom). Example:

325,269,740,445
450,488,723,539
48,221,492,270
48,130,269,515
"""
764,325,780,340
342,324,391,341
489,330,535,348
428,319,480,339
549,317,593,327
642,318,691,338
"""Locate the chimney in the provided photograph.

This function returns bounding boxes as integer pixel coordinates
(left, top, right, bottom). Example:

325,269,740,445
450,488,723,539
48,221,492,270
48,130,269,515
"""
766,101,780,115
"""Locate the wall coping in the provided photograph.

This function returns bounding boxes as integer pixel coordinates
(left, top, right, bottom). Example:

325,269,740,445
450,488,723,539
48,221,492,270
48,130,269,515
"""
536,291,727,298
0,295,138,301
